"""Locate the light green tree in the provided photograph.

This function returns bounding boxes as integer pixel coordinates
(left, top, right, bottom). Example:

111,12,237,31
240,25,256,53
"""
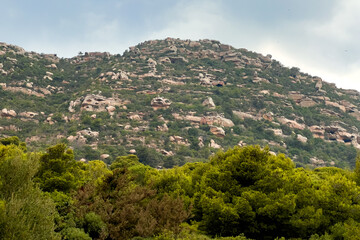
0,144,59,240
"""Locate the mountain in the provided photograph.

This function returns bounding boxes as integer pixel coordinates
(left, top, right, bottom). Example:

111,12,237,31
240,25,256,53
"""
0,38,360,168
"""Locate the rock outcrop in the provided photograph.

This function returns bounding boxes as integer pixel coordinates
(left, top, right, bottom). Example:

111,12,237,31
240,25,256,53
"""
209,139,222,149
169,136,190,146
201,115,234,127
277,117,305,130
202,97,216,109
151,96,171,110
210,126,225,137
80,94,129,112
1,108,16,118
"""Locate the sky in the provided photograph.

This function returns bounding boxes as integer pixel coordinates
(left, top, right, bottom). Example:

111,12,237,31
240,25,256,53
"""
1,0,360,91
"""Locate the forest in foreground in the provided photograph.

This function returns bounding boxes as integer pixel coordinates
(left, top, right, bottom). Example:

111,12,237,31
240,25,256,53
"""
1,136,360,240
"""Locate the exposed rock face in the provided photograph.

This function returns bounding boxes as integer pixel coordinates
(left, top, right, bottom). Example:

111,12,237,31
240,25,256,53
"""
321,125,358,145
309,125,325,139
19,112,38,118
157,123,169,132
233,111,257,120
198,136,205,148
67,135,87,144
184,115,202,123
288,92,317,107
45,116,55,125
270,129,285,137
160,149,174,156
100,154,110,160
209,139,221,149
68,129,99,144
199,72,225,87
26,82,33,88
106,106,116,115
238,141,246,147
262,112,274,121
189,41,201,48
325,125,344,134
288,92,304,102
310,157,326,167
222,52,242,64
297,134,308,143
82,94,105,111
159,57,171,64
252,76,269,83
277,117,305,130
325,101,346,112
44,71,53,81
119,71,129,80
350,111,360,121
210,126,225,137
99,70,129,81
199,73,213,86
338,132,353,143
151,96,171,110
273,92,286,98
147,58,157,75
173,113,233,128
169,136,189,146
78,129,99,138
46,63,57,69
299,98,317,107
315,78,323,90
202,97,216,109
2,86,48,97
80,94,128,112
1,108,16,118
69,98,83,112
172,113,201,124
161,79,185,85
167,45,177,53
201,115,234,127
25,135,42,143
128,113,142,121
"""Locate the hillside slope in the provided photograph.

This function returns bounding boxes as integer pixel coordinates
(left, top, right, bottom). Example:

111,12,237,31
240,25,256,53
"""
0,38,359,168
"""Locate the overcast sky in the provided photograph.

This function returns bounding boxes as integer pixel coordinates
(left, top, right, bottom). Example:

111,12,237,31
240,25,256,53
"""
1,0,360,91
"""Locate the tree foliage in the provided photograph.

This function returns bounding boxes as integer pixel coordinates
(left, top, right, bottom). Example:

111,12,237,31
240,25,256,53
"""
0,143,59,240
2,138,360,239
35,143,87,193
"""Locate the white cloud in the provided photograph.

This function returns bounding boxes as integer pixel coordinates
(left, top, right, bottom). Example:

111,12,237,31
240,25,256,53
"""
310,0,360,43
258,40,360,90
148,0,228,41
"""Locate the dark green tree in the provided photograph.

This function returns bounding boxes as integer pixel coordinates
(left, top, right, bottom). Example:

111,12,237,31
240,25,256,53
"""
35,144,87,193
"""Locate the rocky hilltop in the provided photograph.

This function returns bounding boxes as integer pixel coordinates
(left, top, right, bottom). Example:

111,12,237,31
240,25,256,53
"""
0,38,359,168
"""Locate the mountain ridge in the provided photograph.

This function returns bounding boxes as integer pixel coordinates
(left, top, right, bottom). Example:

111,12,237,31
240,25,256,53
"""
0,38,360,168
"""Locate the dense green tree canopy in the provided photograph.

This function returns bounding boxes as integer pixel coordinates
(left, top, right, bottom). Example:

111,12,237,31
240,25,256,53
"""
0,143,59,240
35,143,87,193
2,136,360,239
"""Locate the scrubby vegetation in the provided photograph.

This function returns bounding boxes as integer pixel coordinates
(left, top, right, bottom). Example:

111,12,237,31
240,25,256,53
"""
1,39,360,169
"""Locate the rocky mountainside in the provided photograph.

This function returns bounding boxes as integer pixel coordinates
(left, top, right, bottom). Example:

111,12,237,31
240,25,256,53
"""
1,38,360,168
